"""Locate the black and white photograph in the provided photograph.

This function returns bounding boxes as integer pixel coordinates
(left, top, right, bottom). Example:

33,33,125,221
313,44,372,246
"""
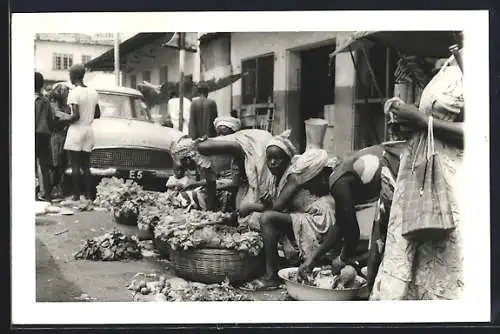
12,11,490,325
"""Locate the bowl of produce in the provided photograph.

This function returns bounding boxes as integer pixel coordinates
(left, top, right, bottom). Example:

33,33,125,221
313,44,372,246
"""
278,266,368,301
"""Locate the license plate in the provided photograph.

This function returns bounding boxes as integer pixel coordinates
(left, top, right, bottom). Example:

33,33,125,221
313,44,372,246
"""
128,170,146,180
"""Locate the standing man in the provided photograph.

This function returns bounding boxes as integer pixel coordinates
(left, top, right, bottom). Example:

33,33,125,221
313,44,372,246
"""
35,72,54,201
63,64,100,204
167,91,191,135
188,82,218,140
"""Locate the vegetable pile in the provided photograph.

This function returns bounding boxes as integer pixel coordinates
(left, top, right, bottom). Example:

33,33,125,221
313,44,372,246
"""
290,265,366,290
95,177,158,224
127,275,254,301
154,210,263,256
73,230,143,261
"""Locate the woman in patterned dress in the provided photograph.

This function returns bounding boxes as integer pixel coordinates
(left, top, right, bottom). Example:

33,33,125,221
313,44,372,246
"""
371,48,464,300
238,132,336,291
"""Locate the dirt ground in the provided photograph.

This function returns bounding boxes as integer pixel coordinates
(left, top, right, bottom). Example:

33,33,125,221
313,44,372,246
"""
35,210,288,302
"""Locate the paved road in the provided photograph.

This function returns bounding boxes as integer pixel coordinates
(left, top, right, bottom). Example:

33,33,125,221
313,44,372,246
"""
35,210,287,302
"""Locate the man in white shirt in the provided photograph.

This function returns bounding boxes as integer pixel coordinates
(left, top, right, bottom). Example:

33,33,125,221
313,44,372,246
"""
63,64,100,204
167,91,191,135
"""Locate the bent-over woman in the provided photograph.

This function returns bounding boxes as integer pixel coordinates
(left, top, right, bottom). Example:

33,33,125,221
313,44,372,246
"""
172,128,274,215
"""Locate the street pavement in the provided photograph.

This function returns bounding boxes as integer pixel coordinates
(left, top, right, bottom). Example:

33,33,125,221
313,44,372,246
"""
36,210,288,302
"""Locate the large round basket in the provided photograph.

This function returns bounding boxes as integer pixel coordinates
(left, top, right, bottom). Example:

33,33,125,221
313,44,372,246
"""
170,248,265,284
153,237,171,259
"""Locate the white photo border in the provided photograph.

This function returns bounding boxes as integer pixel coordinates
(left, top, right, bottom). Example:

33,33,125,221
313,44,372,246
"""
12,10,491,324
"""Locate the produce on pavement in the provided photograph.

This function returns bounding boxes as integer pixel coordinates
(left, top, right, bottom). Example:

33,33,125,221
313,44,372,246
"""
127,273,254,301
73,230,143,261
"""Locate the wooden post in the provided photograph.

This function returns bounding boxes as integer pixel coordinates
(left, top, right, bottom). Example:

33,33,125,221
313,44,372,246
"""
178,32,185,132
114,33,120,86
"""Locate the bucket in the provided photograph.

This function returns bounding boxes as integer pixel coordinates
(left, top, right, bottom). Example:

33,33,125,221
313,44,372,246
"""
304,118,328,150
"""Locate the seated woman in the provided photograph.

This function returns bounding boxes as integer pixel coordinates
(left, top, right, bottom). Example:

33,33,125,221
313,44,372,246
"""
238,131,336,291
171,126,275,216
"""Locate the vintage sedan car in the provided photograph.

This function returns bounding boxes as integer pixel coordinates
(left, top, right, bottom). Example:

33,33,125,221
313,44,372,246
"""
65,85,183,191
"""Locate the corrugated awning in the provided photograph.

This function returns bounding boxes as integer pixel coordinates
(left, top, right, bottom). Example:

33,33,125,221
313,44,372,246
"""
330,31,462,59
85,33,170,71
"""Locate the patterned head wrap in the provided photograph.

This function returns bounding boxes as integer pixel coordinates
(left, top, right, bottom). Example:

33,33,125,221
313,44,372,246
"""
49,81,73,107
171,136,212,169
213,116,242,132
265,129,297,158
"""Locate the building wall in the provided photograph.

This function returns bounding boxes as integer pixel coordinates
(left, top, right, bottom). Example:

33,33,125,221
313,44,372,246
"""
229,31,356,156
34,40,112,83
122,34,196,87
120,34,196,123
199,34,233,117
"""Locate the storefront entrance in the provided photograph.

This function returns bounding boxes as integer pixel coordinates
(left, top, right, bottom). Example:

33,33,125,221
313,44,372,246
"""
299,44,335,152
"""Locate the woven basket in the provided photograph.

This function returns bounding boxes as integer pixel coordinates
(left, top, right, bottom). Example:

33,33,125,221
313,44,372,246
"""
170,248,265,284
153,237,171,259
113,211,138,226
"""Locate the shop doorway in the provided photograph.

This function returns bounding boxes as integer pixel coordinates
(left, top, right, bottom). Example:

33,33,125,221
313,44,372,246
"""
299,44,335,152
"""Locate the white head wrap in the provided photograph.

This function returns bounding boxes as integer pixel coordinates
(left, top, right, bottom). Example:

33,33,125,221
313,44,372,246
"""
275,148,330,197
213,117,241,132
265,129,297,158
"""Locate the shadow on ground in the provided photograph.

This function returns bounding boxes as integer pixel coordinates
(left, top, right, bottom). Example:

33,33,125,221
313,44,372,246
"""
36,237,84,302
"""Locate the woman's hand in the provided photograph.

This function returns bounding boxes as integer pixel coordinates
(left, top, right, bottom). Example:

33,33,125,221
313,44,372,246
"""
384,97,405,115
393,104,428,128
298,258,314,281
385,97,427,129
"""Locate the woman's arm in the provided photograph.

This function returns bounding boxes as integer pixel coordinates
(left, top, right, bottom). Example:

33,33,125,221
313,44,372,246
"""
393,103,464,145
271,175,301,212
197,139,244,159
240,175,302,217
183,180,208,190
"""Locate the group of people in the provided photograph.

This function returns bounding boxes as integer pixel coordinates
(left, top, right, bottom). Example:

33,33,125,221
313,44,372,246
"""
35,64,99,205
34,42,464,299
165,46,464,300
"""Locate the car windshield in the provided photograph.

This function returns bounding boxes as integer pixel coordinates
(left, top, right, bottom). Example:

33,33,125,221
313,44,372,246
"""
98,92,152,122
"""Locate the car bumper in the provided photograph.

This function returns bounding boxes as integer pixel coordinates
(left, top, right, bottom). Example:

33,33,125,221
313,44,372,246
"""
64,167,172,179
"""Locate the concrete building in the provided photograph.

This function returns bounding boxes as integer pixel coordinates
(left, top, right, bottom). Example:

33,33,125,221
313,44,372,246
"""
201,32,396,156
34,33,116,87
86,32,396,157
85,33,198,121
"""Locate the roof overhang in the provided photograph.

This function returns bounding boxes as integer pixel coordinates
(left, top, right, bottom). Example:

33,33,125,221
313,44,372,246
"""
85,33,170,72
330,31,462,59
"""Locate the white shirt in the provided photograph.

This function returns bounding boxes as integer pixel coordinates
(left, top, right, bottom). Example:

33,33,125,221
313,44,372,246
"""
67,85,99,126
167,97,191,135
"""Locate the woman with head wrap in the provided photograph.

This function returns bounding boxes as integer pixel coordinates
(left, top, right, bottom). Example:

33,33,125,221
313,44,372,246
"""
213,116,242,136
47,81,73,199
238,130,336,291
171,128,275,215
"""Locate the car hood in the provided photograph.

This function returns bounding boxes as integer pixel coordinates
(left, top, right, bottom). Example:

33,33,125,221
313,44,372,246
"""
92,118,185,151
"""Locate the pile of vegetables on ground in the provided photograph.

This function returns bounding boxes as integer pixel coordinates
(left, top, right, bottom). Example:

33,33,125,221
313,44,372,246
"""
94,177,144,222
73,230,143,261
154,210,263,256
289,265,366,290
127,273,254,301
